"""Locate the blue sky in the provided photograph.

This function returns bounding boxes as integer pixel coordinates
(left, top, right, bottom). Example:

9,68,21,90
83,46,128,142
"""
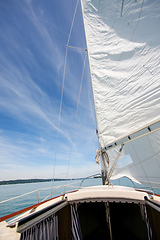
0,0,100,180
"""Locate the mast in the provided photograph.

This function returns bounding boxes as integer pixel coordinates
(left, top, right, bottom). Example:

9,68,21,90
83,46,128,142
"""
80,0,108,185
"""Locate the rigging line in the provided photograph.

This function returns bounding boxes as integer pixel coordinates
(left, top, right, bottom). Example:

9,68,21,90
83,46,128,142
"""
51,47,68,195
67,0,79,46
67,45,87,51
51,0,79,195
64,52,87,193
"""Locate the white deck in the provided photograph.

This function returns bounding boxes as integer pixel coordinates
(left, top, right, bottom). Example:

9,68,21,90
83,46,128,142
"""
66,185,148,203
0,185,152,239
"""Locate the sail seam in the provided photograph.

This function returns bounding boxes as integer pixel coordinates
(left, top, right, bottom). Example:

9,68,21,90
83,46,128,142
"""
131,141,153,191
121,150,160,168
102,120,160,152
147,134,160,169
113,0,145,69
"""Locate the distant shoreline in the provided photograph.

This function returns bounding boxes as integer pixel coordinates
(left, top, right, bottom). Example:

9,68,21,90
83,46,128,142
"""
0,178,82,185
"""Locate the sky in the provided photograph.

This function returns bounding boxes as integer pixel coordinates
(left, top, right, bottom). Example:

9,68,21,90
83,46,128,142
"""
0,0,101,180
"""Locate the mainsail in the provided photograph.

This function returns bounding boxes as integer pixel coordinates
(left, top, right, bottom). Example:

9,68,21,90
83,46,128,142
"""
81,0,160,188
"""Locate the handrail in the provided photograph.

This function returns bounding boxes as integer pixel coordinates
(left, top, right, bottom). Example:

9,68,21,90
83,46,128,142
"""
0,179,88,206
80,173,102,187
115,176,160,195
0,189,40,204
0,178,101,223
0,178,91,206
116,176,136,188
0,184,79,205
1,175,159,221
42,180,82,202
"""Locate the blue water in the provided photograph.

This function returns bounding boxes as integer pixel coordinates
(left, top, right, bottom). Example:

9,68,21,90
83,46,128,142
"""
1,177,160,220
0,178,102,219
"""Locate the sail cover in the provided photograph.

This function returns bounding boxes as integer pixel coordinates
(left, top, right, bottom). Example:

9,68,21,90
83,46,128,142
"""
81,0,160,187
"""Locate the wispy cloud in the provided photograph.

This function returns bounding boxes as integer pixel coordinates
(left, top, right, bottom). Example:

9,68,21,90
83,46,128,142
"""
0,66,58,130
0,126,100,180
0,0,99,181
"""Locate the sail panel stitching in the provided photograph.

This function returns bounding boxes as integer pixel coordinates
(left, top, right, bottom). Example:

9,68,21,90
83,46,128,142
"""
102,120,160,152
130,141,153,191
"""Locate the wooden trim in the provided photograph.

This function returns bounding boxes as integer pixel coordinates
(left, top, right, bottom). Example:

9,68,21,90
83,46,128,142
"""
0,195,64,223
0,189,78,223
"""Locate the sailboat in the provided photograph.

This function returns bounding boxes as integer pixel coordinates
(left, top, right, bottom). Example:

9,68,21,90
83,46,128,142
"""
0,0,160,239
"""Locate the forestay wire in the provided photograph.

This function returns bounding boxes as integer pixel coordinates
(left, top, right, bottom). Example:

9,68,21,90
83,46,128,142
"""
64,51,87,192
51,0,80,196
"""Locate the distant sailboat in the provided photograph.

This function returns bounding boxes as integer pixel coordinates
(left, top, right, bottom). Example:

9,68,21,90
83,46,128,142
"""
0,0,160,239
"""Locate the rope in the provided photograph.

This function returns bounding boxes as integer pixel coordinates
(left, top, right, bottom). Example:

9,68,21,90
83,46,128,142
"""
95,149,100,164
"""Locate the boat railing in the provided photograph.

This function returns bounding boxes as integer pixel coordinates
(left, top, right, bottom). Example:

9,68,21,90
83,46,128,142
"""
0,176,101,207
1,175,159,207
115,176,160,196
0,176,104,222
79,173,102,187
0,183,79,206
1,176,160,224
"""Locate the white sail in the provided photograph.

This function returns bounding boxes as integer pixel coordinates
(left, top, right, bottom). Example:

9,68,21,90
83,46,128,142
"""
81,0,160,187
108,128,160,188
81,0,160,147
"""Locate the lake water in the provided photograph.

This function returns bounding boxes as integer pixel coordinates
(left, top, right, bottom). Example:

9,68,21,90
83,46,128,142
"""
0,177,159,220
0,178,102,219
